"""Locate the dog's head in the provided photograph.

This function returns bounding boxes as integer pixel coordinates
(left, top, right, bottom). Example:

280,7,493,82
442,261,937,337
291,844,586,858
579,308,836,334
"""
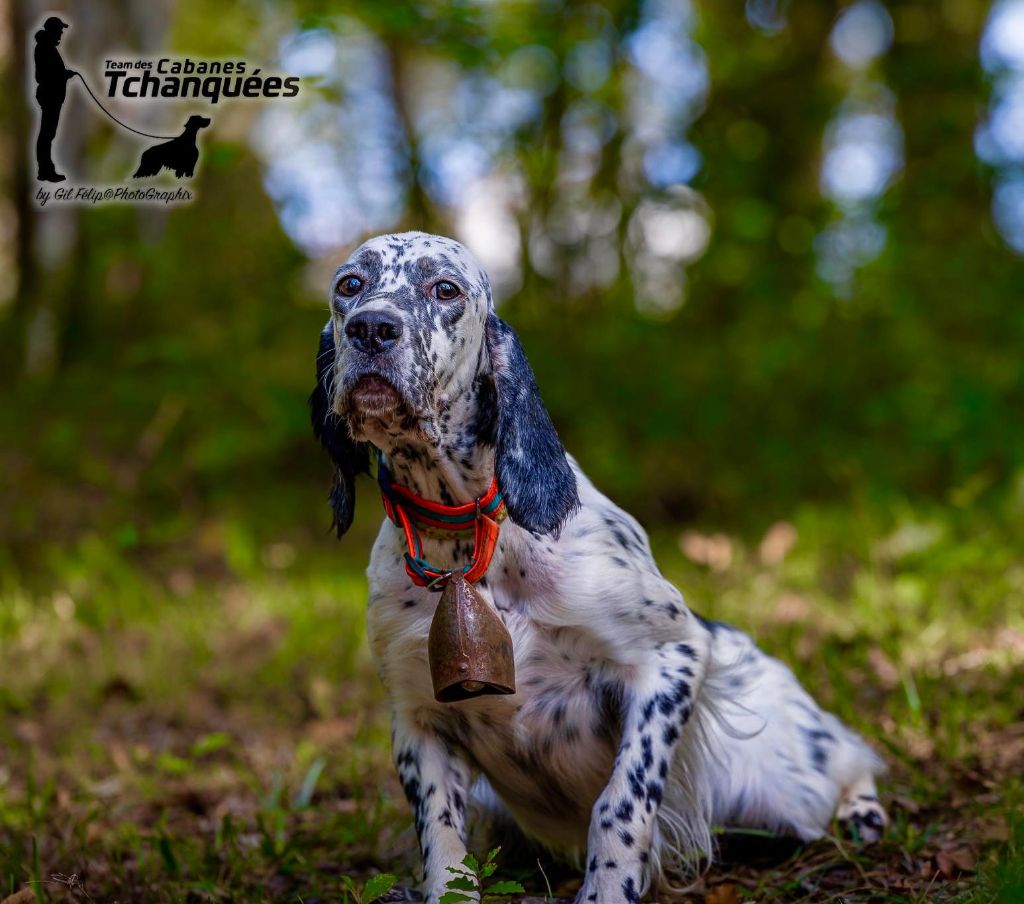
185,115,211,131
311,231,578,538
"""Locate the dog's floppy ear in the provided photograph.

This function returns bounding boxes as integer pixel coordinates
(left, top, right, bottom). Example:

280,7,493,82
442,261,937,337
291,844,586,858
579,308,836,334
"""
310,322,368,537
486,312,579,535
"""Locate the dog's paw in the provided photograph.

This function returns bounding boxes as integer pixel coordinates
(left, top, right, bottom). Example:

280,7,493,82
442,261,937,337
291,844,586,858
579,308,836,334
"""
837,796,888,843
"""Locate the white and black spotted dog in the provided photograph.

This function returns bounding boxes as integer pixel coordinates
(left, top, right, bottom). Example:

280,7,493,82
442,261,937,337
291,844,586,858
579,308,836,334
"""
311,232,886,903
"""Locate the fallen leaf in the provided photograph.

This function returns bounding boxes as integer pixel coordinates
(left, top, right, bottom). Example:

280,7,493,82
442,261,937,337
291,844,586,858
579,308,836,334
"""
705,884,741,904
935,846,976,878
759,521,797,565
1,889,38,904
679,531,733,572
979,817,1010,842
892,793,921,814
867,646,900,690
553,878,581,897
307,717,357,747
774,592,810,623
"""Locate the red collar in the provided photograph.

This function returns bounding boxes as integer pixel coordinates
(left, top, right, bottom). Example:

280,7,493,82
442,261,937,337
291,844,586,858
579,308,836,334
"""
378,458,507,590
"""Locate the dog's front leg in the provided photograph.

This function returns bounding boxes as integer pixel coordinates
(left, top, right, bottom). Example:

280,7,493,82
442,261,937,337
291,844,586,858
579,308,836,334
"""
578,636,711,903
393,713,475,904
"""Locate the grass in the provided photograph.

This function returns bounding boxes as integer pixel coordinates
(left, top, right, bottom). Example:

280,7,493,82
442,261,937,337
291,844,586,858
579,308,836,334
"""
1,486,1023,902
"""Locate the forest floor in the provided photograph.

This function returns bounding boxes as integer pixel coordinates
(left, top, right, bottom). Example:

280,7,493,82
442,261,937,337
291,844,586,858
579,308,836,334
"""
1,495,1022,903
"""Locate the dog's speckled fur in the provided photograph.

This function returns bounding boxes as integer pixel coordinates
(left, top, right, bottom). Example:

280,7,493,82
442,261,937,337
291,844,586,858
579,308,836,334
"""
311,232,886,903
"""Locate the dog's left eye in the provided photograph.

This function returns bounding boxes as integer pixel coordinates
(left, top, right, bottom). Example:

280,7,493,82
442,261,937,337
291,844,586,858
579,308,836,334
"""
433,281,461,301
337,276,363,297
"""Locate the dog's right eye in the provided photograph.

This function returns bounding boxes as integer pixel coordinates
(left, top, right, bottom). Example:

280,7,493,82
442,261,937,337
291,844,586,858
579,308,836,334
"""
337,276,363,297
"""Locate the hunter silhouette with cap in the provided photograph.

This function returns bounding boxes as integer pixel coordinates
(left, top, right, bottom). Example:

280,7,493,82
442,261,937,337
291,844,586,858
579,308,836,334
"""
34,16,76,182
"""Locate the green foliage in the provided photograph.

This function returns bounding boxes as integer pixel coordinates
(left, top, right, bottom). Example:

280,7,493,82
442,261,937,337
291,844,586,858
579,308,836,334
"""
978,790,1024,904
4,0,1023,533
342,872,398,904
441,848,526,903
0,503,1020,899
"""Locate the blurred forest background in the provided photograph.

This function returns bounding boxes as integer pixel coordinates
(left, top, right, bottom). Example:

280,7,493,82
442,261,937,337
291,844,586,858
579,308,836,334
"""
1,0,1023,901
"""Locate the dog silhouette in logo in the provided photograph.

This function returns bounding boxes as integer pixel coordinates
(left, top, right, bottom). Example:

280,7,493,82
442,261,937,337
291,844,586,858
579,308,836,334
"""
132,115,211,179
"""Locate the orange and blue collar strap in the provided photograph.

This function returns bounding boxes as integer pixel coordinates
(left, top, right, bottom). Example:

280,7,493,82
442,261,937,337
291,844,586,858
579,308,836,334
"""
377,455,507,590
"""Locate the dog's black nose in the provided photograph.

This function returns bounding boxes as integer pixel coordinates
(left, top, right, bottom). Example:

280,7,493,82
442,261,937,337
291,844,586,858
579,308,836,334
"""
345,311,403,355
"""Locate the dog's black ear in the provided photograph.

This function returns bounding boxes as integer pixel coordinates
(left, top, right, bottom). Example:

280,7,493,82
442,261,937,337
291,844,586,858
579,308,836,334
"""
310,322,368,537
486,312,578,535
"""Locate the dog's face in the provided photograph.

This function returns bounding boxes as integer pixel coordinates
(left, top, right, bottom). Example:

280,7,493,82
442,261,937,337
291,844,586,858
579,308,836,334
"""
187,115,212,130
312,232,579,537
327,232,492,440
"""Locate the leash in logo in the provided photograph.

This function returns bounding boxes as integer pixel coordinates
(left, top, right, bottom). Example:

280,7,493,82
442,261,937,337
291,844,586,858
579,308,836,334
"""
377,455,507,590
73,72,176,140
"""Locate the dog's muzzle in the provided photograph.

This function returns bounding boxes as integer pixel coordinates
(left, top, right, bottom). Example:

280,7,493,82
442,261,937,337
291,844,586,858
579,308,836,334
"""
346,373,403,415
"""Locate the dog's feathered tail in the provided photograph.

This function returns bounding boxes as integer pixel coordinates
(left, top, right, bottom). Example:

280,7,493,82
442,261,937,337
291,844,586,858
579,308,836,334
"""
132,152,162,178
649,640,755,899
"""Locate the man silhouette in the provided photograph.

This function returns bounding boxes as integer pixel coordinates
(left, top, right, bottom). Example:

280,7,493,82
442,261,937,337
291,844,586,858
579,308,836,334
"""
34,16,76,183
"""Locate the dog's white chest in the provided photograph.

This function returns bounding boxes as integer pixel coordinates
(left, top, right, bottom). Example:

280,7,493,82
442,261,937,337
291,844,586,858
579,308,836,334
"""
372,595,625,847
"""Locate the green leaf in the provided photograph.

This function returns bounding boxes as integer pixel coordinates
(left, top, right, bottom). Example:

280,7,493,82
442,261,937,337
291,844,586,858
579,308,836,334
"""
484,880,526,895
157,835,179,875
155,752,191,775
443,876,477,892
462,852,480,873
116,523,139,548
364,873,397,900
292,755,326,809
191,731,232,757
340,875,359,904
480,847,501,877
438,893,473,904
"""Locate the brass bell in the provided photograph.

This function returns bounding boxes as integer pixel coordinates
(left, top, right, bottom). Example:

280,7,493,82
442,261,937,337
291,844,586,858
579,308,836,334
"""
427,572,516,703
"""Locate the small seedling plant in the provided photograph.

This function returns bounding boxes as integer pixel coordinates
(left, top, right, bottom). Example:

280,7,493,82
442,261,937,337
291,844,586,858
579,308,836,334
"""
441,847,525,903
341,872,397,904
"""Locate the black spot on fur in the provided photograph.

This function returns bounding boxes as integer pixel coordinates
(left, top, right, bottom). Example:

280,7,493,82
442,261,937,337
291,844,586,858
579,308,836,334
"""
640,734,653,769
801,727,834,774
640,699,655,725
